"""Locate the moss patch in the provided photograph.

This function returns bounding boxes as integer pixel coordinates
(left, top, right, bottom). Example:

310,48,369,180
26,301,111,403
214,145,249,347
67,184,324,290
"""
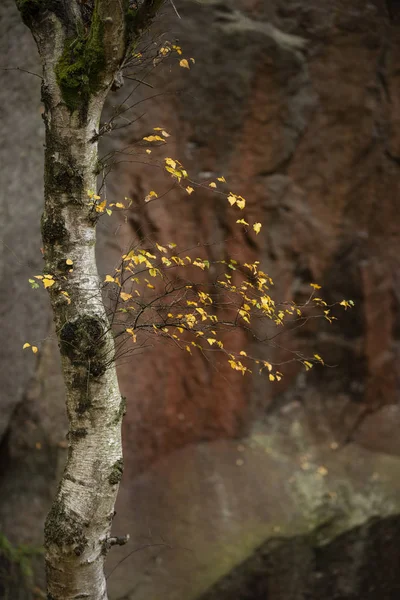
55,16,106,112
108,458,124,485
111,396,127,425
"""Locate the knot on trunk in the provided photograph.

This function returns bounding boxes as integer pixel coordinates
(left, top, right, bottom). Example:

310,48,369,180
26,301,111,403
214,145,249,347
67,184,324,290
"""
60,315,107,378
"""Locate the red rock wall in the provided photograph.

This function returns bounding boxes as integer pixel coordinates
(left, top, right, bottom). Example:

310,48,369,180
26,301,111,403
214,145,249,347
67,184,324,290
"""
96,0,400,473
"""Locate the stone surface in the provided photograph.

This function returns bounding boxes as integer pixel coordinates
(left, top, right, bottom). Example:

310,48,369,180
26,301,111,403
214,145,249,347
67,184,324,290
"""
2,1,400,599
0,0,49,440
106,398,400,600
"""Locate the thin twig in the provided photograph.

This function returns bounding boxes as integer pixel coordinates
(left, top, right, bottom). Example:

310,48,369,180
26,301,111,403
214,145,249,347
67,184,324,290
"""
1,66,43,79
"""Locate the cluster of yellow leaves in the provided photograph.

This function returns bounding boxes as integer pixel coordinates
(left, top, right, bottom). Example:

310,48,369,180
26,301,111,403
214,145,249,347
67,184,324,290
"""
227,193,246,210
87,190,128,216
99,228,349,382
164,157,188,182
28,139,353,376
157,42,195,69
23,342,38,354
33,273,55,289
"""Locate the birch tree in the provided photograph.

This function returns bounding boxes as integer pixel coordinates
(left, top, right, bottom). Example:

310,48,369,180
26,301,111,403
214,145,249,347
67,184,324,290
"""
15,1,164,599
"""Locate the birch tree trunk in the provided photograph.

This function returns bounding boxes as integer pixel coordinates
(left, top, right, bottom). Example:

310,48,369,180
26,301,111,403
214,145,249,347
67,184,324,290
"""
15,1,163,598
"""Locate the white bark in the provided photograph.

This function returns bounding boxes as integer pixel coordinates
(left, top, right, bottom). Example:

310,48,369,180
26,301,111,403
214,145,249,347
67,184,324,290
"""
15,1,165,597
43,110,124,600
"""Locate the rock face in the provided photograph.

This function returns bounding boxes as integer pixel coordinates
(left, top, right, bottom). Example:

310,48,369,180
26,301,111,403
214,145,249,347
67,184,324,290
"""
2,0,400,599
101,0,400,472
106,399,400,600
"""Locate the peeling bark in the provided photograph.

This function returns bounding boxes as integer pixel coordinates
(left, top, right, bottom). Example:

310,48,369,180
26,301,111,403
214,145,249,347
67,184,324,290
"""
14,1,164,598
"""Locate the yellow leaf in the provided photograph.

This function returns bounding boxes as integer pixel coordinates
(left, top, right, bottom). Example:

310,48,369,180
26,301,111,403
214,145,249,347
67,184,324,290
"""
95,200,106,213
120,292,132,302
145,190,158,202
115,202,125,209
66,258,73,265
156,243,167,253
23,343,31,349
236,199,246,210
146,149,152,154
186,186,194,195
209,182,217,188
310,283,321,290
236,219,249,226
161,130,170,137
253,222,262,234
126,328,137,343
165,157,176,169
227,194,236,206
105,275,115,283
179,59,190,69
207,338,217,346
43,277,55,289
61,291,71,304
239,351,247,356
31,346,38,354
269,374,275,381
147,283,155,289
143,135,165,142
217,176,226,182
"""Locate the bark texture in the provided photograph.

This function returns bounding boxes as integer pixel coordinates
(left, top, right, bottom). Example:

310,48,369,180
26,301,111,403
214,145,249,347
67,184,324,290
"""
13,1,163,598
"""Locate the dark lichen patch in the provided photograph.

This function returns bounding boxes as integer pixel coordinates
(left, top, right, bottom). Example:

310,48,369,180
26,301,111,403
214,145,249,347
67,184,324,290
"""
41,209,68,245
60,315,106,373
44,496,87,557
125,0,164,41
69,427,88,439
16,0,66,24
55,14,106,112
16,0,48,22
76,395,92,415
51,159,84,196
108,458,123,485
44,133,85,199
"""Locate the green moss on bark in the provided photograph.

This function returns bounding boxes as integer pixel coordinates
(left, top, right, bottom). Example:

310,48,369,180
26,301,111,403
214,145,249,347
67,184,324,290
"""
111,396,127,425
55,16,106,112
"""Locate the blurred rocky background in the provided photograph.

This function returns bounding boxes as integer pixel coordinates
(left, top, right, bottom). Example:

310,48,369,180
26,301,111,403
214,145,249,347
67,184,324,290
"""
2,0,400,598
